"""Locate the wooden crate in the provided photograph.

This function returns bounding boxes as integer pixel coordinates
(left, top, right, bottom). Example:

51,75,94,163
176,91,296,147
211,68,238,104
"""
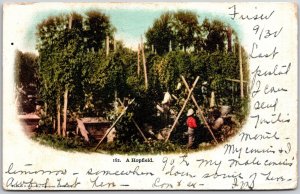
80,117,111,140
18,114,40,137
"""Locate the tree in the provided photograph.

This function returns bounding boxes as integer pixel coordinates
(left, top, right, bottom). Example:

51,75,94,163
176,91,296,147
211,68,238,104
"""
37,14,70,135
171,11,200,52
146,11,201,55
34,9,248,148
14,50,39,113
202,18,227,52
145,12,174,55
15,51,39,89
84,10,115,52
36,11,114,136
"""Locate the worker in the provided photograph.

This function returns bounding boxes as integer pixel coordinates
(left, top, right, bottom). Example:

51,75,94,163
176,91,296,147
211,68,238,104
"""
201,81,209,107
161,92,172,127
186,108,198,149
210,108,224,131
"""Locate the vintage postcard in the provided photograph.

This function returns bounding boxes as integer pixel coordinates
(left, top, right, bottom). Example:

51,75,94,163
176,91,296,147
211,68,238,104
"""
2,2,298,190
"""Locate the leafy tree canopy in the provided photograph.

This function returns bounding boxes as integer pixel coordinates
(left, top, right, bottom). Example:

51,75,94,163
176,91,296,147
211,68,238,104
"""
146,11,236,55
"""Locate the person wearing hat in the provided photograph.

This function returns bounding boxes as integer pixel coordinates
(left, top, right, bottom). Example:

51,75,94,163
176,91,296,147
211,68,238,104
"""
201,81,209,108
186,108,198,149
161,92,172,127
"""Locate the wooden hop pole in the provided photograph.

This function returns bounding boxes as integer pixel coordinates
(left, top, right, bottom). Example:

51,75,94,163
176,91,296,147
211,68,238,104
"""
227,27,232,53
62,88,68,137
61,15,73,137
94,99,135,151
141,36,148,90
106,35,110,56
114,38,116,52
117,98,148,142
137,44,140,76
68,15,72,30
95,110,127,150
239,43,244,98
56,96,61,136
132,119,148,142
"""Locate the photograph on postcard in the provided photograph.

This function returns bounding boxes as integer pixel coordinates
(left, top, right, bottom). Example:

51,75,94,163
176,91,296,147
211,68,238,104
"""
2,2,298,190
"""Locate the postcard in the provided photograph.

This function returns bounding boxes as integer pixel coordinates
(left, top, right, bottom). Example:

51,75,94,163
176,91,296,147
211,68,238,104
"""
2,2,298,190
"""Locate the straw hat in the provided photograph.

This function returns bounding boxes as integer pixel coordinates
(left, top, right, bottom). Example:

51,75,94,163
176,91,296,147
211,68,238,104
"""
187,109,194,116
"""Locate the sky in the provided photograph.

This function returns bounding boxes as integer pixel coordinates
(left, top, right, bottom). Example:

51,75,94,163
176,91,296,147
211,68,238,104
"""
20,3,241,52
25,8,164,51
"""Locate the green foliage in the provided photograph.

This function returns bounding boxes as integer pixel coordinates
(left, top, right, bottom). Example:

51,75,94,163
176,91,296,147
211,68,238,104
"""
15,50,39,89
31,10,249,153
37,114,53,134
146,11,201,54
33,125,241,154
150,50,241,106
34,132,187,154
99,139,186,155
14,50,39,113
145,12,175,55
145,11,237,55
36,11,115,118
202,19,226,52
33,133,90,152
85,10,115,51
172,11,200,51
234,97,250,123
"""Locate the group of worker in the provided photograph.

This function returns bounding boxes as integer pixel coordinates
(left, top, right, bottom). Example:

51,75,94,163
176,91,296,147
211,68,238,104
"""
157,81,227,149
185,107,225,149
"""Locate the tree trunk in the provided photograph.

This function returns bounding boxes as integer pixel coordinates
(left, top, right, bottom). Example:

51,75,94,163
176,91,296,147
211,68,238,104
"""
56,96,61,135
62,88,68,137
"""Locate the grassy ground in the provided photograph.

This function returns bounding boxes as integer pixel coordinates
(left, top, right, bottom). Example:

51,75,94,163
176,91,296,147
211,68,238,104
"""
32,126,238,155
33,133,189,154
